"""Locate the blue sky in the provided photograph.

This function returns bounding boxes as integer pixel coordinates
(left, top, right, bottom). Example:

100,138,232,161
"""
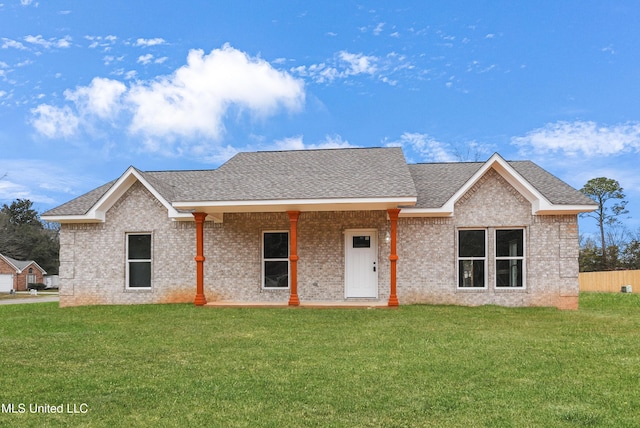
1,1,639,237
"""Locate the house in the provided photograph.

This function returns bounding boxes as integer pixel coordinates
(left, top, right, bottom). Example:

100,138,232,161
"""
0,253,47,292
41,147,597,309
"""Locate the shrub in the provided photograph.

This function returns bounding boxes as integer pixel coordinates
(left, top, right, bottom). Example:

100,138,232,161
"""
27,283,47,290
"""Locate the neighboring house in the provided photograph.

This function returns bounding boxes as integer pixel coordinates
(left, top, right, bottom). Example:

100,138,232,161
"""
0,253,47,292
42,148,597,309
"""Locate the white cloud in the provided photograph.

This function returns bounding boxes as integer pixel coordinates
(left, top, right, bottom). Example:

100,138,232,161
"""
293,51,378,84
273,134,355,151
338,51,377,75
64,77,126,119
137,54,153,65
30,104,79,138
30,44,305,157
24,34,72,49
373,22,385,36
1,38,27,50
601,45,615,54
386,132,457,162
512,121,640,157
86,35,117,50
135,38,166,47
137,54,168,65
127,44,304,142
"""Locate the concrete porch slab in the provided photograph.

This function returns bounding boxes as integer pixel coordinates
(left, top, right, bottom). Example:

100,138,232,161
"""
204,300,391,309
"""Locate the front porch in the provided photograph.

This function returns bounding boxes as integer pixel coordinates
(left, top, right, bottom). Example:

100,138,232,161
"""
191,209,402,308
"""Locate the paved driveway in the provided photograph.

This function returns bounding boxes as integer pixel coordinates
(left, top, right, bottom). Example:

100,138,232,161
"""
0,294,59,305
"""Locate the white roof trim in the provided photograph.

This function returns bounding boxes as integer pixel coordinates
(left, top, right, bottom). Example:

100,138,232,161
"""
42,166,192,223
400,153,595,217
0,254,20,272
173,197,417,213
0,254,47,274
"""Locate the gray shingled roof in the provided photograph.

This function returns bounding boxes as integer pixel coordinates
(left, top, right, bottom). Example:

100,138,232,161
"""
510,161,596,206
1,254,43,273
408,160,596,209
176,147,417,201
42,148,595,217
43,180,116,216
408,162,483,209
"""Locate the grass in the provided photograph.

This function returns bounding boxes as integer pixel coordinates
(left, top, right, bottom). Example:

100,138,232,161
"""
1,293,639,427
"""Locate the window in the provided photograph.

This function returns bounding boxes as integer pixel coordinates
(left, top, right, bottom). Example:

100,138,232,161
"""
496,229,524,288
127,233,151,288
458,230,486,288
263,231,289,288
353,236,371,248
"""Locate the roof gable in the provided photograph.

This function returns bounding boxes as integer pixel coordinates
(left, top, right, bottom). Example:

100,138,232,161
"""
0,253,46,274
42,167,192,223
402,153,597,216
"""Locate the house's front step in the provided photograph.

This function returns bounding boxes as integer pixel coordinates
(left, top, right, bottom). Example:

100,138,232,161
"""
204,300,391,308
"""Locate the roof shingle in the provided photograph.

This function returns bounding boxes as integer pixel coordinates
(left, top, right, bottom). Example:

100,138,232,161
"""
42,148,595,217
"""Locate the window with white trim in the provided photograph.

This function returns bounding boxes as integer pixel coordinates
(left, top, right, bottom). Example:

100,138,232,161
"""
495,229,525,288
126,233,152,288
458,229,486,288
263,231,289,289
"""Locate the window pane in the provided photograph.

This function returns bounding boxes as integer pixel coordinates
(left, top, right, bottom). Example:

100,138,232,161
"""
129,234,151,259
264,232,288,259
496,230,523,257
264,261,288,288
459,230,485,257
353,236,371,248
459,260,485,288
129,262,151,287
496,260,523,287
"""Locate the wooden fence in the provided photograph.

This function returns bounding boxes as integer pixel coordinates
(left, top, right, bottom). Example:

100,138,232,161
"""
579,270,640,293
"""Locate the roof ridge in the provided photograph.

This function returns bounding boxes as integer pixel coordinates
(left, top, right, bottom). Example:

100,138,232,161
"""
247,146,390,154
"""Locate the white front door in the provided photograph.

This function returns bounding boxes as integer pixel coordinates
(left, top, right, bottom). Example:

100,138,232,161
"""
345,230,378,298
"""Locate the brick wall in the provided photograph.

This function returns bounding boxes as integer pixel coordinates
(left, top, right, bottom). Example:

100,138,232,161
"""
58,170,580,309
396,169,580,309
204,211,389,302
15,264,45,291
0,258,45,291
59,182,391,306
59,182,195,307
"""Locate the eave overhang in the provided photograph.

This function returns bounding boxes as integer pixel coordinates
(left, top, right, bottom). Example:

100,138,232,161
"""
172,197,417,216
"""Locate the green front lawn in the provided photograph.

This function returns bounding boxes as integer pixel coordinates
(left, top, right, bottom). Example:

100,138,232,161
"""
1,293,639,427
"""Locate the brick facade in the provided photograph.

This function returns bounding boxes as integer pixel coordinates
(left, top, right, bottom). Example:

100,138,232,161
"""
58,169,580,309
0,257,45,292
396,169,579,309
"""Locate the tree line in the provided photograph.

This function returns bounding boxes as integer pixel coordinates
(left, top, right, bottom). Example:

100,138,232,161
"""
0,199,59,274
